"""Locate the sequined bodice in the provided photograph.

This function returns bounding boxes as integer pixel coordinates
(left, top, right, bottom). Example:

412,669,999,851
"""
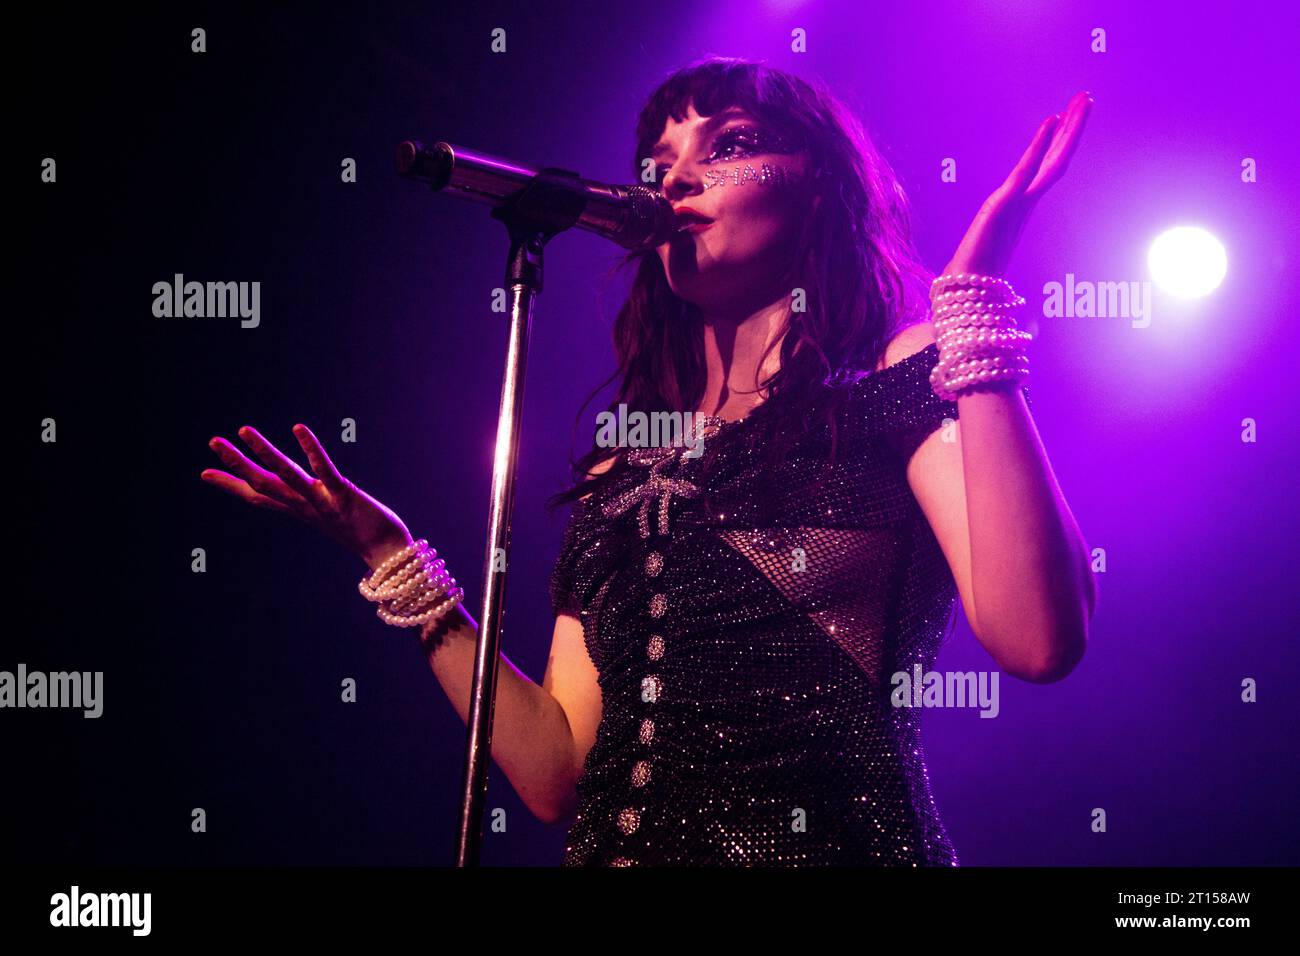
548,343,1028,866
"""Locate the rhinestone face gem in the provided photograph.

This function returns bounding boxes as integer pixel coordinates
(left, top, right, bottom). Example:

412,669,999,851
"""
647,634,665,660
617,808,640,834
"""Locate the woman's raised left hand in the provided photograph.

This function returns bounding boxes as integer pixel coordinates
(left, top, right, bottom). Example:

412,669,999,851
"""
941,90,1093,279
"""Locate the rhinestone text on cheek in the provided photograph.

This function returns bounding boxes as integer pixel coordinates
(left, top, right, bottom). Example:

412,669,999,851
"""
703,162,804,191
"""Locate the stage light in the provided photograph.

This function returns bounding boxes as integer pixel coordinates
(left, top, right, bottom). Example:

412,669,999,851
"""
1147,226,1227,298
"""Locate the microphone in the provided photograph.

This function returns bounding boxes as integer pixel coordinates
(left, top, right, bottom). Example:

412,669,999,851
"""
396,140,677,250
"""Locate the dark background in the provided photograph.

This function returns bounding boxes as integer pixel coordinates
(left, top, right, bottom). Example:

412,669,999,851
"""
12,1,1298,867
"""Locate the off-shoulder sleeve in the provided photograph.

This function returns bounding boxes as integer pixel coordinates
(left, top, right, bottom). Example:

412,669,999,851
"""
548,499,588,618
849,342,1033,464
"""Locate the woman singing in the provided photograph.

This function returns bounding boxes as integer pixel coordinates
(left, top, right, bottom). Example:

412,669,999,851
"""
201,57,1096,866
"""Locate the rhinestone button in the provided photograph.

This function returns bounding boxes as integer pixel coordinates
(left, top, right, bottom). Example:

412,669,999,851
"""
644,551,664,577
631,760,651,787
639,719,655,744
641,675,661,703
617,808,640,834
647,634,665,660
649,593,667,618
609,856,636,867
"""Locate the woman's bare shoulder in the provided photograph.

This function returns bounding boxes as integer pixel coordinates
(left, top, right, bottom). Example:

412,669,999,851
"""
874,321,937,371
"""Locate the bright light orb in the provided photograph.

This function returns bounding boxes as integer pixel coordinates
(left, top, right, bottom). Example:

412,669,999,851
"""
1147,226,1227,298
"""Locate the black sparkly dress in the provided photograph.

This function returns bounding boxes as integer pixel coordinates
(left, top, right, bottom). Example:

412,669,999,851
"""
549,342,1030,867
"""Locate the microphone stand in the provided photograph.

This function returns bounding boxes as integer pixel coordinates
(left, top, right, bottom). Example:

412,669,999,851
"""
397,138,671,866
422,166,586,867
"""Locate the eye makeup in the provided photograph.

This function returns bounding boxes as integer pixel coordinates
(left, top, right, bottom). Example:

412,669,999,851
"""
652,123,803,186
705,125,800,164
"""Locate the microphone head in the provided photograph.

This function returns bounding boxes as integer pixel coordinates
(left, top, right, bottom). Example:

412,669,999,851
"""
618,185,678,250
395,140,453,189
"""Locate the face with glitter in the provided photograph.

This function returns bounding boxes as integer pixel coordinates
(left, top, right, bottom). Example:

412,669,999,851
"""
650,102,821,316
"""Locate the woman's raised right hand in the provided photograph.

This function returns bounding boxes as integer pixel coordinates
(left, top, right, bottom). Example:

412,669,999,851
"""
201,423,414,571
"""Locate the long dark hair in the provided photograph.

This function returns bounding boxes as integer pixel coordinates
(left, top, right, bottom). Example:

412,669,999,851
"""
548,56,932,510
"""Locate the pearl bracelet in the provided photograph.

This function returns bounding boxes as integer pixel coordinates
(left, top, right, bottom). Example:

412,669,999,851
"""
934,313,1023,334
928,272,1032,400
936,328,1034,350
376,589,464,628
359,538,465,629
930,272,1017,300
385,576,453,617
933,298,1026,323
360,541,446,598
387,567,455,613
360,539,427,588
366,555,449,603
372,575,463,627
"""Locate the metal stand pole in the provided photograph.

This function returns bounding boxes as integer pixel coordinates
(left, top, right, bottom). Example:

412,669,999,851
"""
452,177,582,867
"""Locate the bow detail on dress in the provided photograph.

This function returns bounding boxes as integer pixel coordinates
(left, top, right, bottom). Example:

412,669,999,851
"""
600,444,701,539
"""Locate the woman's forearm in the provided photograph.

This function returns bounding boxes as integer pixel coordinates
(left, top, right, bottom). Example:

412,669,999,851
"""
957,385,1097,681
416,603,581,826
